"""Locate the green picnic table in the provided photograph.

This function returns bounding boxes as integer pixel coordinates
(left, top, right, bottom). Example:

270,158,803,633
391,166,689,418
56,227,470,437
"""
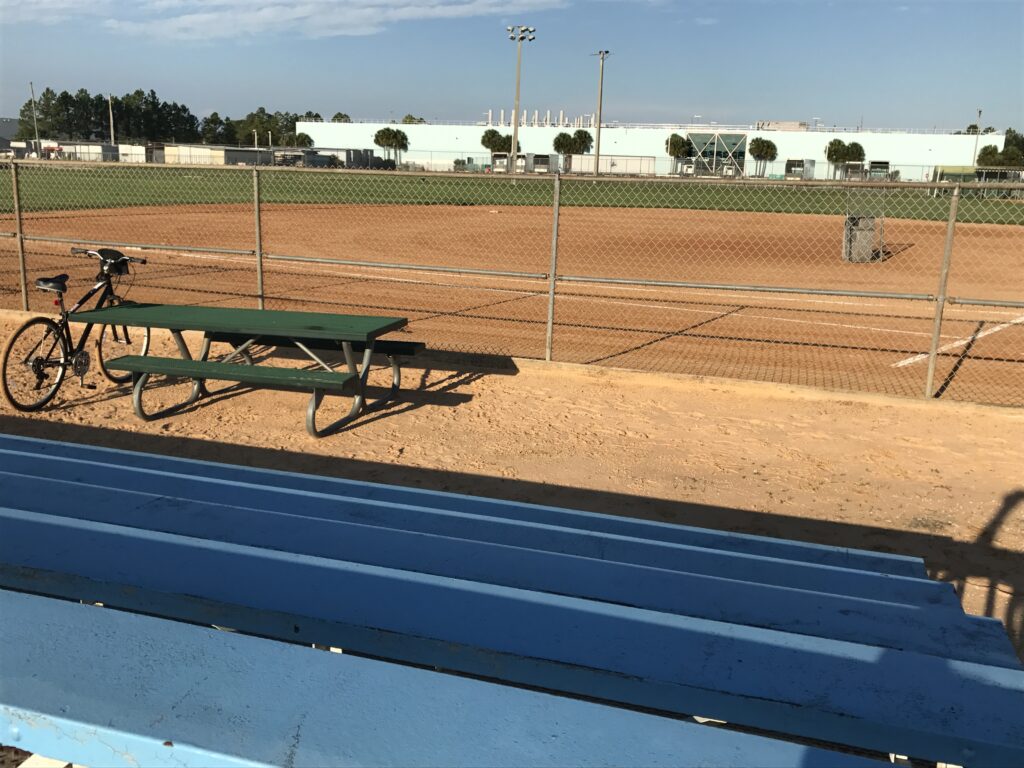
68,304,417,437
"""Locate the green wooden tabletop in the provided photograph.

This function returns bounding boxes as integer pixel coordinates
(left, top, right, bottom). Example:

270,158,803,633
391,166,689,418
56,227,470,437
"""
69,304,408,342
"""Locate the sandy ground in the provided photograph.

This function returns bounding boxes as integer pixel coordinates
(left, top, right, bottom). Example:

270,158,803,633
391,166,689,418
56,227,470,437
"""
1,308,1022,657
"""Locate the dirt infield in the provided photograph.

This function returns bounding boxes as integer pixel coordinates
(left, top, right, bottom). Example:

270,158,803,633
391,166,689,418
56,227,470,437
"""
1,201,1021,405
8,202,1023,300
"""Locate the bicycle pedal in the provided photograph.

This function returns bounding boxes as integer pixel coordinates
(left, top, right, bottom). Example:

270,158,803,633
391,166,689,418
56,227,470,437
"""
81,380,97,390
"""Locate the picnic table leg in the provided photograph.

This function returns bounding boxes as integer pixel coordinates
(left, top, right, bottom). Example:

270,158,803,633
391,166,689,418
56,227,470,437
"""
130,369,203,422
128,330,204,421
303,343,374,438
195,335,257,398
346,342,402,412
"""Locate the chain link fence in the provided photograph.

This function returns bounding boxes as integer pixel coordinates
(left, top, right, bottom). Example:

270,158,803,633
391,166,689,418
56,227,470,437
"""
1,160,1021,406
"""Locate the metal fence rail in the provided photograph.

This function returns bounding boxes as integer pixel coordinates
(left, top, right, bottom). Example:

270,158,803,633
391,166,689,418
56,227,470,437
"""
1,160,1021,407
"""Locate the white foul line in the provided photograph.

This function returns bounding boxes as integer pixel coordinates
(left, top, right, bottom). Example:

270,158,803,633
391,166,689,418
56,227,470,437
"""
892,315,1024,368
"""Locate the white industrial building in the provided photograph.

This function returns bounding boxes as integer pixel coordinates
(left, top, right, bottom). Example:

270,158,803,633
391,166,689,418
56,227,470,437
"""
298,115,1006,181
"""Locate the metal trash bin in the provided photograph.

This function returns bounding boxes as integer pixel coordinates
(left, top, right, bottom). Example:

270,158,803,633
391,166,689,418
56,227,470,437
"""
842,215,876,263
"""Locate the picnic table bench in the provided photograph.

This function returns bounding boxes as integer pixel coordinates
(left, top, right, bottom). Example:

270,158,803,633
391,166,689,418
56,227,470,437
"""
1,434,1022,767
67,304,419,436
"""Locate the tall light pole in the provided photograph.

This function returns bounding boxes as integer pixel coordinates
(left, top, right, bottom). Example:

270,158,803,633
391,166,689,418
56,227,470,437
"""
973,107,982,165
29,82,41,156
507,25,535,174
592,50,610,176
108,95,116,145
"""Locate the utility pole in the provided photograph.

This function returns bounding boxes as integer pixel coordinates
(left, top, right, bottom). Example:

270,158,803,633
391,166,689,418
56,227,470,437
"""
592,50,610,176
29,82,41,156
506,25,536,174
108,95,116,145
973,108,983,165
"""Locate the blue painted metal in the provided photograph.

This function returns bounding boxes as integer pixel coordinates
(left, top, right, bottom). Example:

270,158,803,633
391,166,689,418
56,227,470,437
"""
0,470,1016,667
2,435,1022,766
2,590,886,767
0,457,957,610
2,508,1023,766
0,433,925,577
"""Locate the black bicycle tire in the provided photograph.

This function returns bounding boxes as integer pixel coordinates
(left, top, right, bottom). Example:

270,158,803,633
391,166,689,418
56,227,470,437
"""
97,322,151,384
2,316,69,411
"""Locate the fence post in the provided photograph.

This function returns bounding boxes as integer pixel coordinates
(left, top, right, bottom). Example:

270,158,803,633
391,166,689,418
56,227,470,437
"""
924,184,960,398
11,162,28,311
545,173,561,362
253,167,265,310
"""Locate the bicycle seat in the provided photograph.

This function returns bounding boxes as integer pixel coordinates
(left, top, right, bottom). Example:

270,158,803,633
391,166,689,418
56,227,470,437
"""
35,274,69,293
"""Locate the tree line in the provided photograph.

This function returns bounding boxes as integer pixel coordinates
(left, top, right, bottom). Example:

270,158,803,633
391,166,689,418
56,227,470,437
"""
13,86,362,146
977,128,1024,167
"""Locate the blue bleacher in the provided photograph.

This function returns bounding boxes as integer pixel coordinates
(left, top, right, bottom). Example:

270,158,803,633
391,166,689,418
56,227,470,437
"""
1,433,1022,767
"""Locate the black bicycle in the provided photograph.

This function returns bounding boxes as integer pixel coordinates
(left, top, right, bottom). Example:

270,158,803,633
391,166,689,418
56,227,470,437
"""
2,247,151,411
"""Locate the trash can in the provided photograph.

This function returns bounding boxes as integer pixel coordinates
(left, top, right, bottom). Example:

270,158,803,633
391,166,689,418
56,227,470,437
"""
842,215,876,263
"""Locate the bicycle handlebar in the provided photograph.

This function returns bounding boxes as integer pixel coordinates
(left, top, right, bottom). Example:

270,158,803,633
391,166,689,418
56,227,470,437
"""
70,247,146,265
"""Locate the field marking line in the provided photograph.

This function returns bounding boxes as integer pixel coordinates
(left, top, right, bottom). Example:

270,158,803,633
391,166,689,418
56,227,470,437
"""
559,294,936,338
602,283,899,309
892,314,1024,368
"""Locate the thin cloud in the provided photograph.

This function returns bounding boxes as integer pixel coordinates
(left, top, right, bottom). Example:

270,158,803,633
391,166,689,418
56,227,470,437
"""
694,17,719,25
1,0,568,39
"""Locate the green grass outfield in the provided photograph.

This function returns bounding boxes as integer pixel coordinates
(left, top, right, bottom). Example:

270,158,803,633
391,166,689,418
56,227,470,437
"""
0,164,1022,225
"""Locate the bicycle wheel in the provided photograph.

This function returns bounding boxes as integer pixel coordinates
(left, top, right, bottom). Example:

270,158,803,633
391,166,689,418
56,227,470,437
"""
97,322,151,384
2,317,69,411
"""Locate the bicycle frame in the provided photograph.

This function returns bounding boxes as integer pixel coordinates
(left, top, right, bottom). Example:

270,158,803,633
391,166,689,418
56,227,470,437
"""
53,274,120,358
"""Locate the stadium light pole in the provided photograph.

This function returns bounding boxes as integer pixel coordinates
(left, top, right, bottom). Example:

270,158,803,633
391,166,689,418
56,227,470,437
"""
108,95,116,145
29,82,41,156
972,107,982,165
592,50,610,176
507,25,536,175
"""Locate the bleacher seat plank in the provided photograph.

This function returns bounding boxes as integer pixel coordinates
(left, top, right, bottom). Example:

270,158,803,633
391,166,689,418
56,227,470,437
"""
0,434,924,578
2,508,1022,766
0,459,955,610
0,470,1015,668
0,589,882,768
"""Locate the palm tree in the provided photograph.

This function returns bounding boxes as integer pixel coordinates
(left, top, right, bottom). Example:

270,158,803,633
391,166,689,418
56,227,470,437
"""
553,132,574,156
572,129,594,154
846,142,865,163
481,129,502,152
332,112,351,123
748,137,772,177
665,133,692,159
374,127,395,160
393,129,409,165
825,139,848,179
763,139,778,175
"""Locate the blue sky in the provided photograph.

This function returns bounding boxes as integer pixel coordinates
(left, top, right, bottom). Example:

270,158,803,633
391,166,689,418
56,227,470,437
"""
1,0,1021,130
